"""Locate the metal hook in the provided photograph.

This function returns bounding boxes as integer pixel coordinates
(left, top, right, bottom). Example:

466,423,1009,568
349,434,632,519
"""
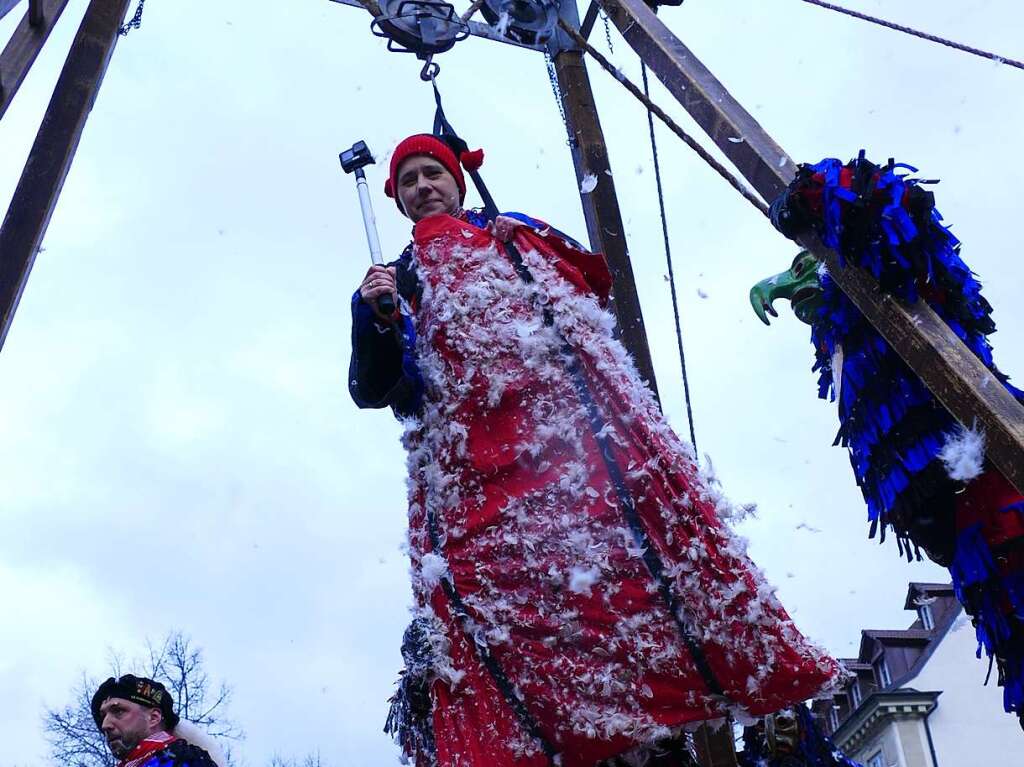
420,55,440,81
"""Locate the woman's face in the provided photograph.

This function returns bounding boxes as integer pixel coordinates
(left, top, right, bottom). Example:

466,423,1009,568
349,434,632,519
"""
396,155,461,222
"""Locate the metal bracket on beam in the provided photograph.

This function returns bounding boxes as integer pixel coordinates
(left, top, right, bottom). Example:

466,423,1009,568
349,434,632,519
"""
542,0,581,56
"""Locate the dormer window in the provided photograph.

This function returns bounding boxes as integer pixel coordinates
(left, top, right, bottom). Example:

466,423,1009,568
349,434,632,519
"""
828,705,840,733
874,657,892,688
850,679,862,708
919,603,934,630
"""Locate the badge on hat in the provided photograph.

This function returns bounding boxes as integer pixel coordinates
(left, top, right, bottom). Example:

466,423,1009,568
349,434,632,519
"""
91,675,180,730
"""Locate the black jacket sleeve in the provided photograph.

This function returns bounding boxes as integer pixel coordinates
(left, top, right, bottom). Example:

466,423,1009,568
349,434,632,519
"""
348,249,423,416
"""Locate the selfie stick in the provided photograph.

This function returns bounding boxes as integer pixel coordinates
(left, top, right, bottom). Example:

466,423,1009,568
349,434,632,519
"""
339,141,395,316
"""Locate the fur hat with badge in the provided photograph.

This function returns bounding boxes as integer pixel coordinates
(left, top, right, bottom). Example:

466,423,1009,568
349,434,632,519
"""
91,675,180,729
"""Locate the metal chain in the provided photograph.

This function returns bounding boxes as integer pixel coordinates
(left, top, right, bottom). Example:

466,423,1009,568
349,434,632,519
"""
601,11,614,53
118,0,145,36
544,52,569,135
802,0,1024,72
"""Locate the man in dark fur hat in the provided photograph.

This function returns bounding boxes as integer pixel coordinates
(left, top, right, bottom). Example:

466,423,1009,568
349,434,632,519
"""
92,675,222,767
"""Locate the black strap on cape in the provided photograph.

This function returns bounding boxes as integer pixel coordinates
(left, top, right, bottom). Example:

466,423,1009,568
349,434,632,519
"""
423,497,560,761
420,82,731,754
432,81,500,220
424,80,560,762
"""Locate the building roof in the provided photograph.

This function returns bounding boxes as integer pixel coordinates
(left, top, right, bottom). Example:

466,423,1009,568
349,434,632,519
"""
824,581,964,744
857,628,933,661
838,658,872,672
863,628,933,642
904,582,955,610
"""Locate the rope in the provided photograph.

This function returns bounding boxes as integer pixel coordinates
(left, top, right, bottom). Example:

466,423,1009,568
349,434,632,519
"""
559,20,770,218
801,0,1024,72
641,62,698,454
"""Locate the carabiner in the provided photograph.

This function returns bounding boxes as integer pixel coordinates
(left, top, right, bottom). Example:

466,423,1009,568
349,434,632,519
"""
420,55,440,81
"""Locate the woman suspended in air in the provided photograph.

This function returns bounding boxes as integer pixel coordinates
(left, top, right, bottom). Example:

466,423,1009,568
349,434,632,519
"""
349,133,843,767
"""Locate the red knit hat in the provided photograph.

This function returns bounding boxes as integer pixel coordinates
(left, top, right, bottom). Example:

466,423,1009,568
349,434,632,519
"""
384,134,485,213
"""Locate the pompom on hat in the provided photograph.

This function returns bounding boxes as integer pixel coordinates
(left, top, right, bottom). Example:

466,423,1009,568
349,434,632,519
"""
91,675,180,730
384,134,484,213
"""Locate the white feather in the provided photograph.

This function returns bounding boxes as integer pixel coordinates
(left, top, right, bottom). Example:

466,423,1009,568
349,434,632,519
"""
938,424,986,481
173,720,227,767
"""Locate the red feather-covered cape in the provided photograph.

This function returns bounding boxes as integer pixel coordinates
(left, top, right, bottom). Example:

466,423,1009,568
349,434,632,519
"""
399,214,841,767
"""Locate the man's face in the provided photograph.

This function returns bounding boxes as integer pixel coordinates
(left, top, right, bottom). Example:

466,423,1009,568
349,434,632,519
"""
396,155,460,222
99,697,163,758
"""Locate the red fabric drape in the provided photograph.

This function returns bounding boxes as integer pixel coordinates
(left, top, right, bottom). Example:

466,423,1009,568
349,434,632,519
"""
401,215,841,767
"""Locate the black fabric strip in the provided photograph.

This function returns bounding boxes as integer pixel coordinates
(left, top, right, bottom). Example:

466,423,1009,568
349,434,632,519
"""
562,346,725,699
424,503,560,760
494,234,726,700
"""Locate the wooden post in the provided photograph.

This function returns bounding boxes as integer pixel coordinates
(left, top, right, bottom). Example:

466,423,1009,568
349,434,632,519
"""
693,723,738,767
0,0,73,120
0,0,131,351
553,48,661,403
596,0,1024,493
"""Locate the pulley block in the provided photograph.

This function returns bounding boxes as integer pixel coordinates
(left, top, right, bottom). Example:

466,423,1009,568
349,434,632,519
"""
480,0,559,46
371,0,470,57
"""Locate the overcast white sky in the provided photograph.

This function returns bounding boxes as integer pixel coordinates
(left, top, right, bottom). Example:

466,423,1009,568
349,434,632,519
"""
2,1,1022,765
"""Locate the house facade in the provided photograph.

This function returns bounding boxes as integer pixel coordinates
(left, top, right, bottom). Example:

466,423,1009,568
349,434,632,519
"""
810,582,1022,766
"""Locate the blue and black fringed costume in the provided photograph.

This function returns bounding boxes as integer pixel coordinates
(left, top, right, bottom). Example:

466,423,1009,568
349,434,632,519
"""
771,153,1024,723
739,707,862,767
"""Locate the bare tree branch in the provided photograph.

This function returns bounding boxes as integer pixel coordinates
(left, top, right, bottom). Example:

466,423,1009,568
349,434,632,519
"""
267,753,326,767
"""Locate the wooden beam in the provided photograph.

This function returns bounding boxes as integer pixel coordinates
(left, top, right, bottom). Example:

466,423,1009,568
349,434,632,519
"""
595,0,1024,494
1,0,23,22
553,47,661,404
0,0,131,351
596,0,793,203
0,0,72,120
579,1,599,41
28,0,43,25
